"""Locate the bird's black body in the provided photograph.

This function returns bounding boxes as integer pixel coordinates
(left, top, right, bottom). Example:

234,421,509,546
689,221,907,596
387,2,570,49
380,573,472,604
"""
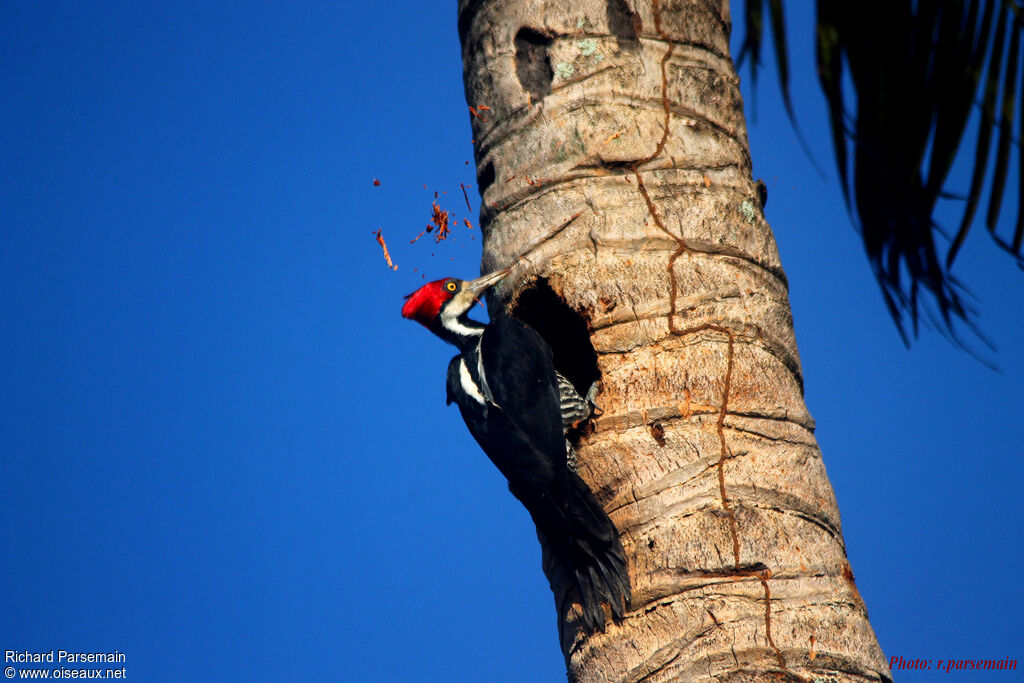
445,316,565,496
445,315,630,634
402,273,630,635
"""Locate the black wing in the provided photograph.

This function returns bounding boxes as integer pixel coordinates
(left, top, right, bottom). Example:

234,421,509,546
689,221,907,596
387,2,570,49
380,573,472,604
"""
447,354,557,499
477,314,566,469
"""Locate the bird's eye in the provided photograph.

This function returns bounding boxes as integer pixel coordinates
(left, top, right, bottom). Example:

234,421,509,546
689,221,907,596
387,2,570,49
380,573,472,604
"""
445,281,458,292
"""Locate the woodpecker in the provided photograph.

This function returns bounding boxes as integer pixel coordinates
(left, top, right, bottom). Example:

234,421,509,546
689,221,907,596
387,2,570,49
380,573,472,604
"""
401,269,631,634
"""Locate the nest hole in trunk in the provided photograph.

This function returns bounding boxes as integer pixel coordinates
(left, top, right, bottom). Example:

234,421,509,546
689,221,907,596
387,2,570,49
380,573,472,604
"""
510,278,601,422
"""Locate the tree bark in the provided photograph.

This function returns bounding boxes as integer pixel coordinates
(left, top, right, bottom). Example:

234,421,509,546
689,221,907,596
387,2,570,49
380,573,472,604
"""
459,1,891,680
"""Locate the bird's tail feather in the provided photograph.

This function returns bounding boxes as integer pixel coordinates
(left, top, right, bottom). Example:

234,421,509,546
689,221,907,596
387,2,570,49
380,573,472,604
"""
560,471,631,634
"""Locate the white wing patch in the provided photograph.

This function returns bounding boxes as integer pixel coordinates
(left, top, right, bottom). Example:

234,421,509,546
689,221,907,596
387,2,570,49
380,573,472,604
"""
459,358,487,405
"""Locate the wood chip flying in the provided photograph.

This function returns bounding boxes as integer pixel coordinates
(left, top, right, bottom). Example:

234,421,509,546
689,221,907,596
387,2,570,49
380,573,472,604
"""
373,229,397,270
430,201,451,242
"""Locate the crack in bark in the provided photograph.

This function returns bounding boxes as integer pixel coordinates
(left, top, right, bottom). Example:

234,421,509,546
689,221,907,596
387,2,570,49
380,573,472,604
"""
593,403,812,433
498,211,586,279
638,566,862,606
569,159,741,177
589,411,819,454
476,89,744,159
641,0,734,568
637,33,732,65
622,3,798,680
550,62,621,94
589,317,803,393
611,477,843,550
607,455,739,517
759,573,787,670
726,426,816,448
482,156,753,226
621,569,797,681
727,410,816,428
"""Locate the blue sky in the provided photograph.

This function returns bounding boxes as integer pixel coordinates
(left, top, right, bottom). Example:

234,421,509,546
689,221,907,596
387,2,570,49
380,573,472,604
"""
2,2,1021,681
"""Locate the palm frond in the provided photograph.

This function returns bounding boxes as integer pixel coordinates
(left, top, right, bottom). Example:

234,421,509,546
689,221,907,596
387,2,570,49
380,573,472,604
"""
741,0,1024,348
767,0,792,115
986,12,1021,232
739,0,825,172
737,0,765,82
815,3,850,206
738,0,792,111
949,0,1004,266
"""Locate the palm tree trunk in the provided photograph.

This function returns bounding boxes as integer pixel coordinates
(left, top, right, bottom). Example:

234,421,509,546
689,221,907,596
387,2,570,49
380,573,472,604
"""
459,1,891,680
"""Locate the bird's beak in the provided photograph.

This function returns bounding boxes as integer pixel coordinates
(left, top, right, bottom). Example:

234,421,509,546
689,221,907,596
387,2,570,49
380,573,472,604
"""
466,267,511,296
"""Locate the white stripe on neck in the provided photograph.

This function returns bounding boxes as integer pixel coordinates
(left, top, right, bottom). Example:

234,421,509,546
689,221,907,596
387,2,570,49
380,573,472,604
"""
441,310,483,337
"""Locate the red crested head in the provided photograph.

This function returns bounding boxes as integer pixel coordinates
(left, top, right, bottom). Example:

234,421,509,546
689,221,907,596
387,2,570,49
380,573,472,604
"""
401,269,510,337
401,278,458,327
